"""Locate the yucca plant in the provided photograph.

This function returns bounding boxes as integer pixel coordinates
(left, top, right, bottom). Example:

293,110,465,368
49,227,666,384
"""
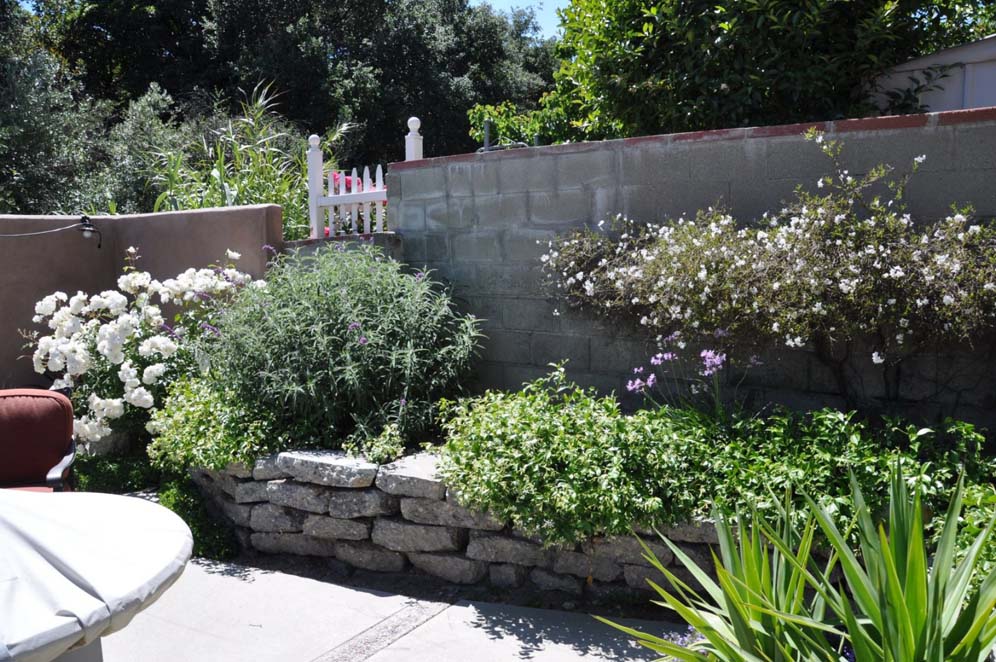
598,494,849,661
604,466,996,662
799,470,996,661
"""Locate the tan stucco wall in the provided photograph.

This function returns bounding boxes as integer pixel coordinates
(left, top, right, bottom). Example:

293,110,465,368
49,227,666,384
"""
0,204,282,388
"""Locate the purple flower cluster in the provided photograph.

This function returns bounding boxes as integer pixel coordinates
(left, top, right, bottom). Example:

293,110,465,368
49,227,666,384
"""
699,349,726,376
626,369,657,392
348,321,362,331
650,352,676,365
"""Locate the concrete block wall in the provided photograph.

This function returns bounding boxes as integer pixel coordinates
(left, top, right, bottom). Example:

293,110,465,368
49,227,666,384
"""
387,108,996,424
195,451,719,604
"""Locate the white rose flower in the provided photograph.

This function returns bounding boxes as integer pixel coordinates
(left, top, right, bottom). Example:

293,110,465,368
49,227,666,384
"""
142,363,167,385
68,292,88,315
34,292,67,317
118,361,141,390
117,270,152,294
124,386,155,409
50,376,74,390
138,335,178,358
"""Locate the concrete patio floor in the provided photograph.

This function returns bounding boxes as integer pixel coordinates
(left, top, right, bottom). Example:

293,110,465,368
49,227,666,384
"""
100,558,682,661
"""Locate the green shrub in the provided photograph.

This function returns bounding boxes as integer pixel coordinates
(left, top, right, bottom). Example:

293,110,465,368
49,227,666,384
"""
82,84,197,215
702,411,993,527
467,100,571,148
438,366,708,545
546,0,996,142
150,85,345,241
73,453,162,493
147,376,287,474
207,244,480,452
0,13,110,214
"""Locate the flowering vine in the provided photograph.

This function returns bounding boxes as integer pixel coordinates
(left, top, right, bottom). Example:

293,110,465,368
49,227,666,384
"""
542,133,996,407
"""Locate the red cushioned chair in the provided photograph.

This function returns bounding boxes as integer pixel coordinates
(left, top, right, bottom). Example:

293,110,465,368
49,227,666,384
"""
0,389,76,491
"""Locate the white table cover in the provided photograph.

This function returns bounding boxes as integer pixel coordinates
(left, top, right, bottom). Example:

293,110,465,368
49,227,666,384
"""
0,490,192,662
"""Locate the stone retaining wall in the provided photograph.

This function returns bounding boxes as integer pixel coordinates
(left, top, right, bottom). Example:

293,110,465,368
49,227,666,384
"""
192,450,718,602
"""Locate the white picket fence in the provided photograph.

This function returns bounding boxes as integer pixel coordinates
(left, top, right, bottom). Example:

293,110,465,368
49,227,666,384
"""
307,117,423,239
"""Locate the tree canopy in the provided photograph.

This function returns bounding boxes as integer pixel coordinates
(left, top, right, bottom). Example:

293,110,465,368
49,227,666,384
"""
28,0,557,162
475,0,996,144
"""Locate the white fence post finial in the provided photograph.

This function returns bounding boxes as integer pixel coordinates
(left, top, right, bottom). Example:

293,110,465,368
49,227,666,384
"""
405,117,423,161
307,134,324,239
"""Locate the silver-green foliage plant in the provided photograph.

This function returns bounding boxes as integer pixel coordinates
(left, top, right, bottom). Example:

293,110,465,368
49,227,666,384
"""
151,84,345,241
606,468,996,662
207,244,480,451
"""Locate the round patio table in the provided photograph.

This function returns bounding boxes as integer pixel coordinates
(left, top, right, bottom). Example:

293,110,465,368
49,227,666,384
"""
0,490,192,662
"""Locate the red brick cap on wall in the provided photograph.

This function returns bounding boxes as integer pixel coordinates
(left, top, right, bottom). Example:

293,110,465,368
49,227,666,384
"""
389,105,996,171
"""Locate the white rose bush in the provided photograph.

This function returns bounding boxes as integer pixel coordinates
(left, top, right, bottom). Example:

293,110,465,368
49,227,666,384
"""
542,132,996,406
27,247,261,447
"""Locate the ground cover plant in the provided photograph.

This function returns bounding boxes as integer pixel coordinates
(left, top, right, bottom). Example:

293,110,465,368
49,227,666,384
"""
438,366,705,544
438,367,996,547
146,376,286,474
604,467,996,662
149,244,480,473
541,136,996,410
